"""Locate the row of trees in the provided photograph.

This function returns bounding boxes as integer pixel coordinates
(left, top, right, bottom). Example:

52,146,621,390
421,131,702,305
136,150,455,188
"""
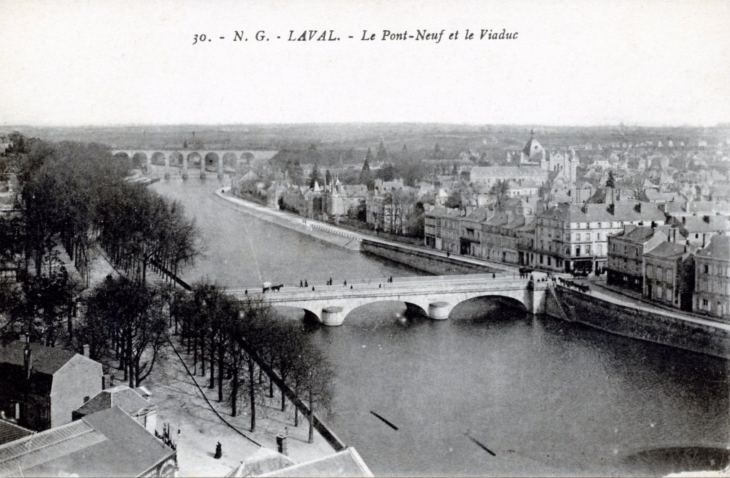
173,282,333,442
0,138,200,350
2,135,335,444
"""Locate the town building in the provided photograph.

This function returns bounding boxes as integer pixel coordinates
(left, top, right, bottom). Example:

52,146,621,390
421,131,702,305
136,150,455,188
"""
534,202,666,273
0,340,102,432
424,206,460,250
644,242,695,311
693,235,730,319
669,215,730,248
365,192,416,235
606,226,668,293
469,166,548,189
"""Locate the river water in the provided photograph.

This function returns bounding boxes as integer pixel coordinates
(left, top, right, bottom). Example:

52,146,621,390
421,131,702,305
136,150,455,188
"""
152,177,730,476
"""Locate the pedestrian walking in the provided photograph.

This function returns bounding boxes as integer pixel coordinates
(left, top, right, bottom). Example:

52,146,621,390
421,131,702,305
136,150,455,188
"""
300,280,303,288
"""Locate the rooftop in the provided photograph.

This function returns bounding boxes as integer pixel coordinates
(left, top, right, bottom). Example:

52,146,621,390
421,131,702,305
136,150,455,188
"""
539,202,665,223
696,235,730,260
0,341,77,376
0,407,175,477
645,241,688,259
0,421,32,447
73,385,154,418
257,448,373,477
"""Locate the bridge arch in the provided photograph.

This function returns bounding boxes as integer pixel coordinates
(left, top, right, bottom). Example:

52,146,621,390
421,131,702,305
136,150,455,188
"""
131,152,148,170
150,151,167,166
169,151,184,167
272,305,321,324
341,300,429,324
449,294,527,320
186,152,202,167
241,152,255,162
204,152,220,171
222,152,239,170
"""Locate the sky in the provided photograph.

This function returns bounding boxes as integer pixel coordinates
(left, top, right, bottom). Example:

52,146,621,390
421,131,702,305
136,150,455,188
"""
1,0,729,127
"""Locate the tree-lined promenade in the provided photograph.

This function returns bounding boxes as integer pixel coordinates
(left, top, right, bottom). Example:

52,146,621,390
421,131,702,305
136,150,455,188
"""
0,134,334,441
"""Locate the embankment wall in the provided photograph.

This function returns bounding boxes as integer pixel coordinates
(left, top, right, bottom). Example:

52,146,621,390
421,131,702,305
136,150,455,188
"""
360,240,497,275
210,192,361,251
548,287,730,359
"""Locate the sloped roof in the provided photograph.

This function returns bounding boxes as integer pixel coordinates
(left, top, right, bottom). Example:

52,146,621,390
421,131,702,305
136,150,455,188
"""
0,341,76,376
463,208,491,223
73,386,153,418
679,215,730,233
258,448,373,477
0,418,106,477
539,202,665,223
645,241,687,259
696,235,730,260
0,407,175,477
614,225,659,243
0,421,32,447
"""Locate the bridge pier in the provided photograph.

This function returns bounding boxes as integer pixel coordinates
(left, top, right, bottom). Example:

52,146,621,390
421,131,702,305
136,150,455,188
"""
428,301,451,320
164,154,170,179
321,307,344,326
218,158,224,179
182,156,188,179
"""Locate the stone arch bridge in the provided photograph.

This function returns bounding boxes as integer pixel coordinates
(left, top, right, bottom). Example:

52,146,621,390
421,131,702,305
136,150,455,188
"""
110,149,278,179
228,274,548,326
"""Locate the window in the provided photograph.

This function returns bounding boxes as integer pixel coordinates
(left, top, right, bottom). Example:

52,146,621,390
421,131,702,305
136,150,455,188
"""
647,265,653,279
704,264,709,274
84,396,90,403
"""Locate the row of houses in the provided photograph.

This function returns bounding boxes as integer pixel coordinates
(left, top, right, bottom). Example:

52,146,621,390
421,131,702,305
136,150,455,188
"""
607,227,730,319
425,198,669,274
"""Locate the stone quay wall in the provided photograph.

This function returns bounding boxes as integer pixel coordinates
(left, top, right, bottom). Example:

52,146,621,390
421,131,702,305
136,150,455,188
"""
547,286,730,359
210,191,361,251
360,239,497,276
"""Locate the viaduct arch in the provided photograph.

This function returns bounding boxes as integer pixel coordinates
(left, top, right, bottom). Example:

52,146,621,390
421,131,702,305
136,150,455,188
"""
111,149,278,179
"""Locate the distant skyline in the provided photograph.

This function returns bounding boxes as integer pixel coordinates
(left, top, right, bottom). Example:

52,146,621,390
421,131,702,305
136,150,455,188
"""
1,0,729,128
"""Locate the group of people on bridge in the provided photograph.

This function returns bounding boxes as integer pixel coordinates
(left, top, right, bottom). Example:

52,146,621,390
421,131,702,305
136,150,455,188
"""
558,277,591,293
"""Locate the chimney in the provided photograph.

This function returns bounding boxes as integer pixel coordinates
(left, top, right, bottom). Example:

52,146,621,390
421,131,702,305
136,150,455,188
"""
23,336,32,380
634,203,641,213
83,344,90,357
607,203,615,215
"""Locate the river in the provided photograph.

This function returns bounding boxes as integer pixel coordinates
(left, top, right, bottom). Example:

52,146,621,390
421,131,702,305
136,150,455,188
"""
152,177,730,476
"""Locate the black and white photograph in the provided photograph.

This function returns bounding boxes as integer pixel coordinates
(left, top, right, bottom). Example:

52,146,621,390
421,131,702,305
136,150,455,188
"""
0,0,729,476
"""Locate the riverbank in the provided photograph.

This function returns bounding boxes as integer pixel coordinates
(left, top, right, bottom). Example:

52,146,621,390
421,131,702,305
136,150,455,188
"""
547,284,730,359
213,187,512,274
